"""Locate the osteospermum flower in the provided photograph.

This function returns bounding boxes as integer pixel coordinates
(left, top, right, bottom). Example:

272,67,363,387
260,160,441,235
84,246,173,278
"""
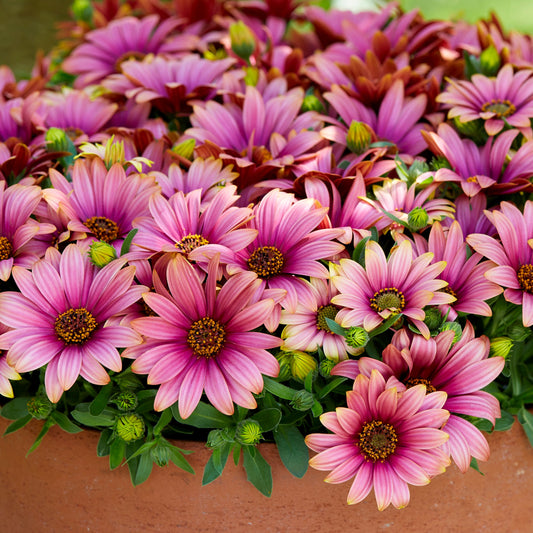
0,245,146,402
331,240,454,339
437,64,533,136
123,254,282,417
44,158,159,251
0,182,55,280
333,323,504,472
306,370,450,510
227,189,346,330
0,324,20,398
467,200,533,326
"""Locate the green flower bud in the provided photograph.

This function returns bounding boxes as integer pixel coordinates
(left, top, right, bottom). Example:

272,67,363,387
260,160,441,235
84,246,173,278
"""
440,322,462,344
27,396,54,420
290,389,315,411
275,354,293,382
345,327,369,349
206,427,235,449
72,0,93,23
243,66,259,86
489,337,513,359
346,121,373,155
301,94,324,113
408,207,429,231
150,442,170,467
172,139,196,161
45,127,70,153
88,241,117,267
319,358,336,378
112,391,138,411
230,21,256,62
115,413,145,442
423,307,443,332
480,45,501,76
236,420,263,445
430,155,452,171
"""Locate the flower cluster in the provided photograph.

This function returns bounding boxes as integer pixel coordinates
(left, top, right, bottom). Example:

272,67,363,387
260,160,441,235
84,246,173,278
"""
0,0,532,510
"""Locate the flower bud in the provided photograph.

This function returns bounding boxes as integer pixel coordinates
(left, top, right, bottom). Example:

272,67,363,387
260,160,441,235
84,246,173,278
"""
423,307,443,332
290,389,315,411
89,241,117,267
72,0,93,23
113,391,138,411
430,155,451,171
440,322,462,343
230,21,256,62
207,427,235,449
290,350,317,381
346,121,372,155
345,327,369,349
480,45,501,76
27,396,54,420
115,413,145,442
104,139,125,169
236,420,263,445
301,94,324,113
150,442,170,467
172,139,196,161
489,337,513,359
408,207,429,231
319,358,336,378
45,127,70,153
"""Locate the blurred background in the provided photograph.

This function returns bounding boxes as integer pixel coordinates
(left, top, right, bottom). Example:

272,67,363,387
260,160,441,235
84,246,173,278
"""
0,0,531,79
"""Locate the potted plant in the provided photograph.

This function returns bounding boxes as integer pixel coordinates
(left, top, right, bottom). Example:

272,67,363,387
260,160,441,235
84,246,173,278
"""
0,0,532,527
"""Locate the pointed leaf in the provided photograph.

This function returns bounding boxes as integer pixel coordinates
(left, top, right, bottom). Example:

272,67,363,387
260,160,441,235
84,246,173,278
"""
51,411,83,433
3,414,32,435
273,424,308,478
89,383,113,416
171,401,233,428
243,446,273,497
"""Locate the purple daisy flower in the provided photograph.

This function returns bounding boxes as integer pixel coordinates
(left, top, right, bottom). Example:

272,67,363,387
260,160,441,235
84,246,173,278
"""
0,245,146,402
333,323,505,472
123,254,282,417
306,370,450,510
331,240,455,339
436,64,533,136
467,200,533,326
0,324,20,398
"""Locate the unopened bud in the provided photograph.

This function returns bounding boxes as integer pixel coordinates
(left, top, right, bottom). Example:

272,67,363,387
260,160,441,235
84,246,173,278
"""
236,420,263,445
423,307,444,332
345,327,369,348
104,139,125,169
290,389,315,411
45,127,69,153
89,241,117,267
72,0,93,23
346,121,372,155
27,396,53,419
113,391,138,411
301,94,324,113
479,45,501,76
115,413,145,442
230,21,256,62
319,358,336,378
440,322,462,343
489,337,513,359
172,139,196,161
408,207,429,231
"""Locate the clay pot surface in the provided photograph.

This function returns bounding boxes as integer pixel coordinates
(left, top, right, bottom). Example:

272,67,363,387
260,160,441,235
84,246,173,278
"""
0,416,531,532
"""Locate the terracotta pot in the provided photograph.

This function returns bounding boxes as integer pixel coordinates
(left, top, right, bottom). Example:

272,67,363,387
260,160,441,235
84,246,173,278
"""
0,416,531,532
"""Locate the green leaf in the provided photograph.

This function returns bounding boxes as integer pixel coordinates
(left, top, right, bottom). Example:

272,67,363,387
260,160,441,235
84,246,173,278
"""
317,377,347,400
3,414,32,435
168,445,195,474
495,410,515,432
1,397,31,419
202,443,231,485
89,383,113,416
518,407,533,447
262,376,298,401
109,438,126,470
125,440,157,462
273,424,308,478
27,419,54,456
120,228,138,255
71,404,115,428
242,446,273,497
311,400,323,417
171,401,233,429
50,411,83,433
131,452,153,486
250,408,282,433
368,314,402,338
324,317,347,337
153,408,173,436
469,457,484,475
97,429,112,457
351,236,370,266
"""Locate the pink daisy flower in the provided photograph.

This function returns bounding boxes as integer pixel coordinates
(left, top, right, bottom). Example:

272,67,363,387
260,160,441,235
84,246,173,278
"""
123,254,282,417
442,193,495,237
467,200,533,326
62,15,191,88
44,158,159,251
424,123,533,196
436,64,533,136
280,277,359,362
226,189,346,330
0,324,20,398
306,370,450,510
0,245,146,402
333,323,505,472
331,240,455,339
131,185,257,265
396,221,503,319
0,182,55,280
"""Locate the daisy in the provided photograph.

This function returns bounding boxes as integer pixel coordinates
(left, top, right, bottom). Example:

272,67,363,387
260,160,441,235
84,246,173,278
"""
0,245,147,402
333,323,505,472
0,324,20,398
436,64,533,136
306,370,450,510
467,200,533,326
123,254,282,417
331,240,454,339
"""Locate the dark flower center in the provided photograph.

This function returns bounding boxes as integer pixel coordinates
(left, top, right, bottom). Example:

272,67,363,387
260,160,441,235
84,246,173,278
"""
481,99,516,118
405,377,437,394
84,216,120,243
441,285,458,300
187,317,226,359
55,308,97,345
247,246,285,279
175,234,209,254
316,305,339,332
517,264,533,294
64,127,85,141
115,51,147,72
0,236,13,260
369,287,405,313
358,420,398,462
